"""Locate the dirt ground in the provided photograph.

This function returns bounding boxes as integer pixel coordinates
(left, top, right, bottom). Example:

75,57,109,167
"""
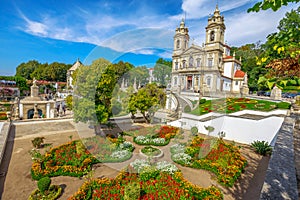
0,121,269,200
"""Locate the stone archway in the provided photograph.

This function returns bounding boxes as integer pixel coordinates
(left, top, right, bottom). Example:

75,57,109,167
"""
27,109,42,119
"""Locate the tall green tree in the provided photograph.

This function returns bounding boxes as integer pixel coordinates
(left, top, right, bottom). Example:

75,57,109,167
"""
73,58,111,125
128,83,166,123
73,59,133,135
16,60,40,79
153,58,172,87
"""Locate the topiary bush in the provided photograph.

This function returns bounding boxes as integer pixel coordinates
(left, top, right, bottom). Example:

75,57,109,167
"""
38,176,51,194
191,126,198,136
31,137,45,148
251,140,272,156
184,106,191,113
199,98,206,104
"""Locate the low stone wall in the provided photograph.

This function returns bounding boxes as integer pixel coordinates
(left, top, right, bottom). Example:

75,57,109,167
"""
0,122,11,165
260,115,298,200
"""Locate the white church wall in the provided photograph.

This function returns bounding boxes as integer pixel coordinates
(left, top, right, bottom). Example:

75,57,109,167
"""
222,78,231,91
232,80,241,92
223,62,232,78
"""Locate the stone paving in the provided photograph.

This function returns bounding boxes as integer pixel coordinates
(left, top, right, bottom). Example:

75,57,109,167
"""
260,115,298,200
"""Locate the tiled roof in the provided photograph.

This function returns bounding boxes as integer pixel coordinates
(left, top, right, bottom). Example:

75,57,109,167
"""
234,69,245,78
223,55,233,59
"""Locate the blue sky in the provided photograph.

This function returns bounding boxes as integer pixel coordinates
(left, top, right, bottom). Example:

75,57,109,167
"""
0,0,299,76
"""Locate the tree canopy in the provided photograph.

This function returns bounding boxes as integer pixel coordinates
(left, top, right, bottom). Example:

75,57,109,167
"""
16,60,71,82
73,59,133,126
153,58,172,87
248,0,299,12
256,6,300,78
128,83,166,123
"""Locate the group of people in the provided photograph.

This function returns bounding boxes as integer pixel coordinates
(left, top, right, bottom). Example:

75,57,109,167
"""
56,101,66,115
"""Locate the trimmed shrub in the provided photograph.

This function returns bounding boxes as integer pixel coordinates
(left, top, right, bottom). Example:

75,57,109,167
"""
38,177,51,194
251,140,272,156
199,98,206,104
184,105,191,112
31,137,45,148
277,102,291,109
191,126,198,136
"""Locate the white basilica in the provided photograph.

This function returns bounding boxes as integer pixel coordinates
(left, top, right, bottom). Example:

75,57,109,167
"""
171,6,248,96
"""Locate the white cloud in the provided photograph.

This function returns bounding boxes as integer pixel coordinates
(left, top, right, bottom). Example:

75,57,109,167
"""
18,10,48,36
171,0,252,20
131,49,156,55
15,1,298,56
225,6,294,46
100,28,174,53
158,50,173,59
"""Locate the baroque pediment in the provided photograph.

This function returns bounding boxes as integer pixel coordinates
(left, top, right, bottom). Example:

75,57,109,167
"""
181,45,204,56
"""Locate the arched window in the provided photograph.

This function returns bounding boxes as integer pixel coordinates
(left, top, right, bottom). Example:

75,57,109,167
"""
196,58,201,68
210,31,215,41
182,60,186,68
174,77,177,85
176,40,180,49
206,77,211,87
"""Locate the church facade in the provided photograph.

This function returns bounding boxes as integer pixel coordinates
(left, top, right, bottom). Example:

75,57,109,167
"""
171,6,248,96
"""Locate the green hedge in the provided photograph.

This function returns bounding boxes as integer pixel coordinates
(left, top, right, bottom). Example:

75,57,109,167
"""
277,102,291,109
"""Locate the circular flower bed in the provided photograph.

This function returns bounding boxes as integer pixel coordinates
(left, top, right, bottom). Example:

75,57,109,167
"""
140,146,163,158
28,185,62,200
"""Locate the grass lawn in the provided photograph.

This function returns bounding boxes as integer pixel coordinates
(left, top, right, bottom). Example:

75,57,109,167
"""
189,97,290,116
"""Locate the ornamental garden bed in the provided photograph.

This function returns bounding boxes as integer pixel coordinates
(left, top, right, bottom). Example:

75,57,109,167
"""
127,125,179,146
69,163,223,200
190,97,291,115
171,136,247,187
30,136,135,180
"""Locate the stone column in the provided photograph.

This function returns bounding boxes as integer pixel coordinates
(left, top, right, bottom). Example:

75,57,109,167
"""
46,103,50,118
59,101,64,117
19,103,23,119
13,97,20,120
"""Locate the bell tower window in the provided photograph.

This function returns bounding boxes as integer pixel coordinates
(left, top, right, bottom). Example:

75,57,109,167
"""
176,40,180,49
210,31,215,41
208,58,213,67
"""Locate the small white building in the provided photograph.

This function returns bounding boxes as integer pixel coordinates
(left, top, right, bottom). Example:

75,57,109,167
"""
66,59,82,90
